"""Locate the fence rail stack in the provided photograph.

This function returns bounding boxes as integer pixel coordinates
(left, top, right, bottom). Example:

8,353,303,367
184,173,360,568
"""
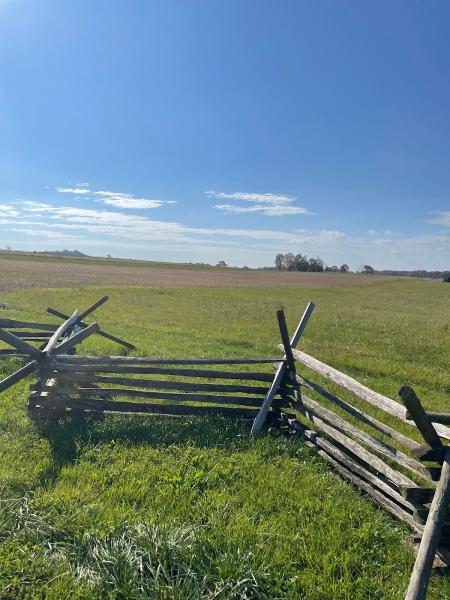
255,317,449,599
28,354,285,421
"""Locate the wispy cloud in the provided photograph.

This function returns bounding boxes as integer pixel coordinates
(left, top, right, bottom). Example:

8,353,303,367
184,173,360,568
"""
206,190,309,216
98,195,172,209
56,187,92,195
1,195,449,269
56,186,176,210
206,191,298,205
0,203,20,217
5,201,335,248
428,211,450,227
9,228,85,241
214,203,308,216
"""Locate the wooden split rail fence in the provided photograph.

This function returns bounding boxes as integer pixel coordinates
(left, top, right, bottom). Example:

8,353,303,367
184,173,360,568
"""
0,298,314,424
0,295,134,360
250,306,449,600
0,297,448,599
0,297,315,422
28,355,286,421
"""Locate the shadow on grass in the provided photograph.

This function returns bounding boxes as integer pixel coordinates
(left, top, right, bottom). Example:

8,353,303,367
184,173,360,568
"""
33,411,267,487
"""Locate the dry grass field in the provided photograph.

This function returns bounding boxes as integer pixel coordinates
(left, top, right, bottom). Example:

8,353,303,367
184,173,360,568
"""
0,255,398,293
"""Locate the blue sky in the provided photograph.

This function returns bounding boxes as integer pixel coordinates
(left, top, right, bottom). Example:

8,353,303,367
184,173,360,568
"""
0,0,449,269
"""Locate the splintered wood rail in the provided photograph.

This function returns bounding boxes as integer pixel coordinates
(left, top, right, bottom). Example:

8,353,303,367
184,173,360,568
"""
0,296,448,600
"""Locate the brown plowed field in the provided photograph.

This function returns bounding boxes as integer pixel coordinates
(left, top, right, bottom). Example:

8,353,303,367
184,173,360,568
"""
0,257,399,293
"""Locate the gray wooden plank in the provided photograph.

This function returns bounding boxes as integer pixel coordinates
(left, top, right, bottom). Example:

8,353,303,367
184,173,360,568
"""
51,323,100,355
420,412,450,425
50,375,270,394
44,363,275,381
50,355,280,365
79,295,109,320
298,424,416,512
61,397,259,418
293,397,417,487
0,361,37,392
43,310,80,354
316,447,423,533
43,386,264,406
289,348,450,441
299,393,434,483
399,386,444,449
297,374,421,451
0,327,43,360
0,319,58,331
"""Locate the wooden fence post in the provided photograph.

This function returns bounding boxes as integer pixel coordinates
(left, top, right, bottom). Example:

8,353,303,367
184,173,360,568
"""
399,386,450,599
251,302,314,436
404,447,450,600
276,309,298,384
399,386,443,451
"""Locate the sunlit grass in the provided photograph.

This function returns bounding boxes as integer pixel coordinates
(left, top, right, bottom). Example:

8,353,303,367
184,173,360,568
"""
0,279,449,598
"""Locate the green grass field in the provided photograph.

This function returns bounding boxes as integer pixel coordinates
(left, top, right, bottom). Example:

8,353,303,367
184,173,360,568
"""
0,279,449,599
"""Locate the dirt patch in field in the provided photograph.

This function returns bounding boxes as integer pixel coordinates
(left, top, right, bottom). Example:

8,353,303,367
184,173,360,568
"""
0,257,398,293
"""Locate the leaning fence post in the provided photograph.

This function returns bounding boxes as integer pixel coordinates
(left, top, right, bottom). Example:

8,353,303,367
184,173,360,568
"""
251,302,315,436
399,386,450,600
404,447,450,600
276,310,297,382
399,386,443,451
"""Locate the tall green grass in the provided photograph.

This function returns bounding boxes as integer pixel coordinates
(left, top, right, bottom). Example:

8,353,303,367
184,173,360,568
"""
0,279,449,598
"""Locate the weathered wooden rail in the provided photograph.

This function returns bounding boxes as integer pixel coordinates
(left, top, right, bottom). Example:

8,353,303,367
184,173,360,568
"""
245,308,449,599
0,295,134,358
27,354,286,421
0,297,448,599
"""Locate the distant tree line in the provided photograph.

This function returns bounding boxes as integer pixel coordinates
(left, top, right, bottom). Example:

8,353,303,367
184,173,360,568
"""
275,253,325,272
273,255,449,280
274,253,350,273
372,269,450,280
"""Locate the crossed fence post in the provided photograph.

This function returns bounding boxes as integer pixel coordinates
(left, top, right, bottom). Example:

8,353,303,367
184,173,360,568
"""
0,295,136,399
251,301,315,435
0,309,100,395
46,296,135,351
0,296,135,361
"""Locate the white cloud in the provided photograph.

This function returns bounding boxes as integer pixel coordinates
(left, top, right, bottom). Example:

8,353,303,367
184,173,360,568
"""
56,187,92,195
206,189,309,217
206,190,298,204
214,203,308,216
55,185,176,210
9,201,337,247
101,197,167,209
0,203,19,217
428,211,450,227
